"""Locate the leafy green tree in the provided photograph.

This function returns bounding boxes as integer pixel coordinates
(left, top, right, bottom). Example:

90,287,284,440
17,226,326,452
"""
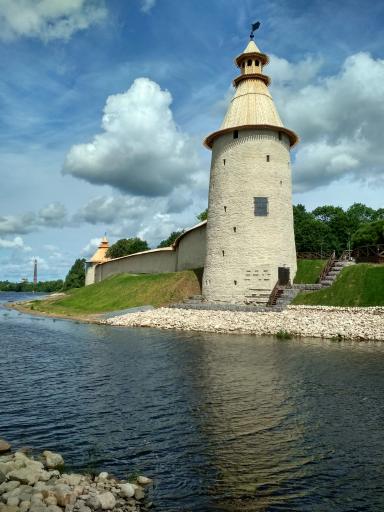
106,238,149,259
197,208,208,222
157,230,184,248
63,258,86,290
293,204,336,254
352,220,384,248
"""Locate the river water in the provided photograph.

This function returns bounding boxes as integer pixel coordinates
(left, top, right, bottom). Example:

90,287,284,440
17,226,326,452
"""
1,292,384,511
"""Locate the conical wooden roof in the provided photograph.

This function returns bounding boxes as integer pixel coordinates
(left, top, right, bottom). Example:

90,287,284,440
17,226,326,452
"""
89,236,110,263
204,38,298,148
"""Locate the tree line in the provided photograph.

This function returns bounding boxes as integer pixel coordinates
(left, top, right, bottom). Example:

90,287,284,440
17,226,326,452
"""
294,203,384,254
2,202,382,292
0,280,64,292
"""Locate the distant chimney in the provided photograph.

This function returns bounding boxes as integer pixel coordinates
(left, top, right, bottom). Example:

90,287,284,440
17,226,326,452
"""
33,259,37,286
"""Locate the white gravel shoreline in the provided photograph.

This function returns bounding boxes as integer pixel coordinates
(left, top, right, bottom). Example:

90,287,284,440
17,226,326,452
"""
103,305,384,341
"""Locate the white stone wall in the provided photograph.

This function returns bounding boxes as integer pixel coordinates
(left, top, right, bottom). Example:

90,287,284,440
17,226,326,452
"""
202,128,297,304
176,224,206,271
85,264,95,286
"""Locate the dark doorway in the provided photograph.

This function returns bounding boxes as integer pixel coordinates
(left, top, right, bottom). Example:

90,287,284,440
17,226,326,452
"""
278,267,290,285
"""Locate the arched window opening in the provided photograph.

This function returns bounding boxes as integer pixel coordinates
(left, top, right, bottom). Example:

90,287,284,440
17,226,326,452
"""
233,130,238,139
255,60,260,66
247,59,252,66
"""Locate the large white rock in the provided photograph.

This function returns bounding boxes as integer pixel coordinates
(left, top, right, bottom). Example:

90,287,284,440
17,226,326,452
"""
0,439,11,453
119,482,136,498
53,483,72,507
7,467,41,485
137,475,152,485
98,491,116,510
42,451,64,469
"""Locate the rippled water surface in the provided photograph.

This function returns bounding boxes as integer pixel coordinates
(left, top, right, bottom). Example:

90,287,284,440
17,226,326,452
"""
2,292,384,511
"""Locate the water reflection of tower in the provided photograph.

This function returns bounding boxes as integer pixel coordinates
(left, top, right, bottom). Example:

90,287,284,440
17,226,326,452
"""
33,259,37,287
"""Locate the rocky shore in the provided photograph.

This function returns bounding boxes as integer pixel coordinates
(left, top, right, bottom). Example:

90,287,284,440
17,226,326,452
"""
0,440,152,512
104,305,384,341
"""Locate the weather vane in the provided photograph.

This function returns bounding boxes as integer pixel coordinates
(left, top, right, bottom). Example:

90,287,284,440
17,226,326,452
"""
250,21,260,39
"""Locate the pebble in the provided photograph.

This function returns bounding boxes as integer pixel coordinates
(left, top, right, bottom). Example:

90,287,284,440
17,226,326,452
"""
104,305,384,341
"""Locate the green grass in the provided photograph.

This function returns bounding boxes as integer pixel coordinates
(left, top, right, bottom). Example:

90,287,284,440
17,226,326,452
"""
294,259,326,284
292,264,384,306
275,330,292,340
30,271,201,316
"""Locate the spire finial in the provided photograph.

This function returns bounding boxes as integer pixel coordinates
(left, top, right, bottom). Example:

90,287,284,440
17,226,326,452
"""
250,21,260,40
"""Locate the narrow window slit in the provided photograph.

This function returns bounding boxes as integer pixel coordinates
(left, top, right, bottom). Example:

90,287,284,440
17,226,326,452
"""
254,197,269,216
223,158,226,166
224,206,227,212
233,226,236,232
222,250,225,257
233,130,238,139
234,280,237,285
266,155,270,162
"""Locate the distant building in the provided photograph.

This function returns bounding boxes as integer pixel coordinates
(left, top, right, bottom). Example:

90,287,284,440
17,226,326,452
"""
202,36,298,304
85,236,110,286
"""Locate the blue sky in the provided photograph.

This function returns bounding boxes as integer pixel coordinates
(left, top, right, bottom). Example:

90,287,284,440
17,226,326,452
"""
1,0,384,281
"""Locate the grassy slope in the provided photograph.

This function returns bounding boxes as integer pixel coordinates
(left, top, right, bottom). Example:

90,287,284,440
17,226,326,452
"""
294,259,326,284
293,264,384,306
30,271,201,316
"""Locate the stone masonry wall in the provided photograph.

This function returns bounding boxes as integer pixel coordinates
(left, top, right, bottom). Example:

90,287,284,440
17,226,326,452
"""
203,128,297,304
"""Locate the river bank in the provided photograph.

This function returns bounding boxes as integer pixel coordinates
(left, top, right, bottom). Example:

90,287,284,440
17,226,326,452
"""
5,301,99,324
0,440,152,512
103,305,384,341
5,298,384,341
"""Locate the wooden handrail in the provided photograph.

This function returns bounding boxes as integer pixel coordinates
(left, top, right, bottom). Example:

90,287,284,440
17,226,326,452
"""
267,281,280,306
318,251,336,282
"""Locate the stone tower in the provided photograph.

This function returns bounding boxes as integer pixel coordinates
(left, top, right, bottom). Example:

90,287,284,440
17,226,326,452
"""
85,236,110,286
202,36,299,305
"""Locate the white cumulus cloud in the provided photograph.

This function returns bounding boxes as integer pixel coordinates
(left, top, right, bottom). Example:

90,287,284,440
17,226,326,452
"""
0,236,31,251
269,52,384,191
140,0,155,13
0,202,68,235
0,0,107,41
63,78,201,197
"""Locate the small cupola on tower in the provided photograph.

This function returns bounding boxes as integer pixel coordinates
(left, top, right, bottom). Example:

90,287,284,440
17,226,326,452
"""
204,27,298,149
85,235,110,286
235,39,269,78
90,235,110,264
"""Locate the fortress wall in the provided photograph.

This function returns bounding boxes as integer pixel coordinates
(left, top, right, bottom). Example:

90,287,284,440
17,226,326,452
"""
92,225,207,284
176,223,206,271
85,264,96,286
94,249,177,283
